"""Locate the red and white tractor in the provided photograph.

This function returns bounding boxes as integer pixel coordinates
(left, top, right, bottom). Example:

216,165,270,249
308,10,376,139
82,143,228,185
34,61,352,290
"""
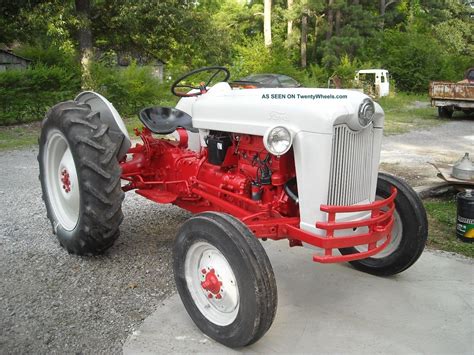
38,67,428,347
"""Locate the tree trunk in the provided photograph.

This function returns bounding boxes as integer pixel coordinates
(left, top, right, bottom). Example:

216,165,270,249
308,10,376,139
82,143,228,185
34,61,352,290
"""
287,0,293,39
264,0,272,47
380,0,398,28
75,0,93,89
352,0,359,4
326,0,334,40
335,8,341,36
380,0,386,16
311,14,324,60
300,13,308,68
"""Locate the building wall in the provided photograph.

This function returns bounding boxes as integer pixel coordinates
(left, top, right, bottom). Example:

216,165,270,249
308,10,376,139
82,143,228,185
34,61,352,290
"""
0,52,30,72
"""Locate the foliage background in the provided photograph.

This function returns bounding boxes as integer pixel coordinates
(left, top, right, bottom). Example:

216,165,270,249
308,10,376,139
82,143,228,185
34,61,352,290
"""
0,0,473,125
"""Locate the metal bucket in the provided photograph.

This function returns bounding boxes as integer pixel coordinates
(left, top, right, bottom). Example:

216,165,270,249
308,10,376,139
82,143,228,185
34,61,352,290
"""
456,190,474,243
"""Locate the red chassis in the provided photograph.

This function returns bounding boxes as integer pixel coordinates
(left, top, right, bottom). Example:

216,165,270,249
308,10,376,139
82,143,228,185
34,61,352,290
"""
121,128,396,264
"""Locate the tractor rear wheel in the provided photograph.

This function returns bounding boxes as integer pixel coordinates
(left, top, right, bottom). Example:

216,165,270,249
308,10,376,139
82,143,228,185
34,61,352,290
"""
38,101,125,255
173,212,277,347
340,173,428,276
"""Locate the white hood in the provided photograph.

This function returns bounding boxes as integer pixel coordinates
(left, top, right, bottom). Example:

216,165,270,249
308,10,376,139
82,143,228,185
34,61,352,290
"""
191,83,384,136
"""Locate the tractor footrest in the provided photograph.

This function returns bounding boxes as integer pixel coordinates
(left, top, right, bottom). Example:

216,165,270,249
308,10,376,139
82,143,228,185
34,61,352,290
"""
136,189,178,204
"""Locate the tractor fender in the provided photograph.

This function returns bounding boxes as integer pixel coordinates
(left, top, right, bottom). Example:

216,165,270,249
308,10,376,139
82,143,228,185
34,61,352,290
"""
75,91,131,159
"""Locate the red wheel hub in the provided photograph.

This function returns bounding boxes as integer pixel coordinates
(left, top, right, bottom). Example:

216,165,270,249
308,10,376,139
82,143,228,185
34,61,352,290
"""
201,268,222,299
61,169,71,193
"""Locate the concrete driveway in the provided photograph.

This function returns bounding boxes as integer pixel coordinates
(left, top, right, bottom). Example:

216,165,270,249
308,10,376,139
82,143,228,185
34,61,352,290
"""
123,120,474,354
123,241,473,354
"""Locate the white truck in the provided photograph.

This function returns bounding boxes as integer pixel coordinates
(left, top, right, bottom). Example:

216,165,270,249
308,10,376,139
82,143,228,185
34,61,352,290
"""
355,69,390,98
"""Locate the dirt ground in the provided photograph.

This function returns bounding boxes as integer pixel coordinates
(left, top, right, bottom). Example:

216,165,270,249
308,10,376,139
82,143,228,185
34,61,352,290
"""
380,119,473,187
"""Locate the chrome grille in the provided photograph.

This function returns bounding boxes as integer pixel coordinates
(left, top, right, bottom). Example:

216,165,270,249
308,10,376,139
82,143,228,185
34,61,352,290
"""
328,124,374,206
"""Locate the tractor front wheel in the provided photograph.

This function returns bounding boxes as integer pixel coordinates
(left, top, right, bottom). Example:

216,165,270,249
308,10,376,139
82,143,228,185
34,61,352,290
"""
340,172,428,276
173,212,277,347
38,101,125,255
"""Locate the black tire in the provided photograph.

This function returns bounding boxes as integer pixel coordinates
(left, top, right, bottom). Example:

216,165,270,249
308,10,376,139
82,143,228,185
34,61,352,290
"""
438,106,454,118
38,100,125,255
340,172,428,276
173,212,277,348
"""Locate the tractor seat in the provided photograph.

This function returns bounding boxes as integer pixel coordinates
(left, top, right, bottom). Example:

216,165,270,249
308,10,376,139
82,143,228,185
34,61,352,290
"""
138,106,198,134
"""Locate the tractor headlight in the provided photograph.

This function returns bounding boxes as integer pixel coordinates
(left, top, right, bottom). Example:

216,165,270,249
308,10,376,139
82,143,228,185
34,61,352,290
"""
264,126,292,156
358,99,375,127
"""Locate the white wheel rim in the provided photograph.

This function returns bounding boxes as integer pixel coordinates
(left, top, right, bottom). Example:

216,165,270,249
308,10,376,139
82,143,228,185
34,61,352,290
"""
184,241,239,326
356,197,403,258
44,130,80,231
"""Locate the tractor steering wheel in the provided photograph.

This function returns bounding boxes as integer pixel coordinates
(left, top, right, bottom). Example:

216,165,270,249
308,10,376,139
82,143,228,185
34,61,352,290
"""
171,66,231,97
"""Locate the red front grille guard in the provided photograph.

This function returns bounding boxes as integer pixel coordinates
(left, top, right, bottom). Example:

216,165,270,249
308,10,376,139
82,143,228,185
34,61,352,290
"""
244,187,397,264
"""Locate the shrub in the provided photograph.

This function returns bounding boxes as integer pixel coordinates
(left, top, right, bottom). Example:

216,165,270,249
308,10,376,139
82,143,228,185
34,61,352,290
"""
0,64,80,125
306,64,330,87
232,37,306,83
90,62,177,117
378,29,473,92
0,59,178,126
14,45,78,71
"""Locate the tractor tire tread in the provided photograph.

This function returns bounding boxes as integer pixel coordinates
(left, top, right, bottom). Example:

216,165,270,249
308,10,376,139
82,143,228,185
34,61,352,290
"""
340,172,428,276
205,213,278,345
38,100,124,255
173,212,277,348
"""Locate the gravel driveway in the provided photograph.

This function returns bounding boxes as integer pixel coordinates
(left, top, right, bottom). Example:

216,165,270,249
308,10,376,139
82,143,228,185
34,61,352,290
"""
1,119,472,353
0,148,190,353
381,119,473,186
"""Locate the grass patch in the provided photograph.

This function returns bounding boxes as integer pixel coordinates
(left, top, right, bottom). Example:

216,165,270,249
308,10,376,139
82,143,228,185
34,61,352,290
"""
378,92,445,135
124,115,145,136
424,196,474,258
0,122,40,151
0,116,143,151
0,115,147,151
0,113,153,151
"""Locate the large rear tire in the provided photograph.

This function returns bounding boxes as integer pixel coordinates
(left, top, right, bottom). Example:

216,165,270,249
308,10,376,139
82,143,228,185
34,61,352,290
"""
173,212,277,347
340,173,428,276
38,101,125,255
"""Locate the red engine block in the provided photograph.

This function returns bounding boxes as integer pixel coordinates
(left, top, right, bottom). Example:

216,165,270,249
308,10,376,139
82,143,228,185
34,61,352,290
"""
121,128,297,218
120,127,397,264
